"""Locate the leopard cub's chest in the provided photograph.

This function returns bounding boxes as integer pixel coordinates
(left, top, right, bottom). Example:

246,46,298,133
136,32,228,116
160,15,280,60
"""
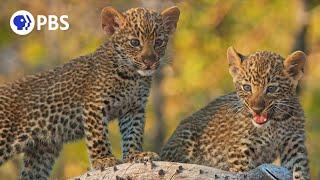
245,124,279,163
102,77,150,119
198,115,280,169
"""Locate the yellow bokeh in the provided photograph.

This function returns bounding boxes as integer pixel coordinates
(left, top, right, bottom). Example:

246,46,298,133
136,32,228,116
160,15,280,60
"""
0,0,319,179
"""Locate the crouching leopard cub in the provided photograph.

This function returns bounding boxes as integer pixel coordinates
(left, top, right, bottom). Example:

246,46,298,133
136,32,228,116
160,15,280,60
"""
161,47,310,179
0,6,180,179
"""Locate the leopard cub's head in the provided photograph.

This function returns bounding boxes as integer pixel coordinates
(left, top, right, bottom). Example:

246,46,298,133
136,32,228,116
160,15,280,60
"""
100,6,180,76
227,47,306,127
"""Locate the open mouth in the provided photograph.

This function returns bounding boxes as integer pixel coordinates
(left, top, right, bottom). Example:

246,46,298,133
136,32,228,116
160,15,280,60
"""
252,112,268,125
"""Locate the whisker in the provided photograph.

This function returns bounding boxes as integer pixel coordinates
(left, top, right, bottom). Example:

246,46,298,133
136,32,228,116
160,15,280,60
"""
241,100,252,112
274,102,297,110
160,60,172,65
273,105,294,119
263,103,274,112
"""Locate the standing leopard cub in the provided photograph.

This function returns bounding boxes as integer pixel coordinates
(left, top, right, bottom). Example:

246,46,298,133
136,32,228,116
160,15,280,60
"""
0,6,179,179
161,47,310,179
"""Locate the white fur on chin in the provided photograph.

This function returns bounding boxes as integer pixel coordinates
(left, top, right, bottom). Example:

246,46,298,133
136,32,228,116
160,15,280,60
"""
137,70,155,76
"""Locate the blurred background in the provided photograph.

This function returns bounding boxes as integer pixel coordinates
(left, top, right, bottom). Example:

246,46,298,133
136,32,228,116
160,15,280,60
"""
0,0,319,179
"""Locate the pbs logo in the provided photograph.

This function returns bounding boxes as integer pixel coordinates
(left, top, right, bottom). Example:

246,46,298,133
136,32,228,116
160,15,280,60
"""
10,10,69,36
10,10,35,35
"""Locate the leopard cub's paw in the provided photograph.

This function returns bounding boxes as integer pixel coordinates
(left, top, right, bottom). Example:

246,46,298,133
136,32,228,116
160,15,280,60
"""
124,151,160,163
92,156,122,170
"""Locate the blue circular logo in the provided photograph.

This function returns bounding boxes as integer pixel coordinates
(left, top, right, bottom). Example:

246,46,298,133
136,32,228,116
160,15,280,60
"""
10,10,35,35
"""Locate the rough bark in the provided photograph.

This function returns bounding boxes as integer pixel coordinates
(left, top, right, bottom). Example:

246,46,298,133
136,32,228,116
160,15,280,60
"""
73,161,292,180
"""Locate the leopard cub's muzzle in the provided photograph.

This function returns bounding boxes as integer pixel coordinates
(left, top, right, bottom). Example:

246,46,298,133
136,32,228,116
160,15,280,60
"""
140,53,159,70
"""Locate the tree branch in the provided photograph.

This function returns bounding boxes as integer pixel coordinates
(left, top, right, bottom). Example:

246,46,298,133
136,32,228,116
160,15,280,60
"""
73,161,292,180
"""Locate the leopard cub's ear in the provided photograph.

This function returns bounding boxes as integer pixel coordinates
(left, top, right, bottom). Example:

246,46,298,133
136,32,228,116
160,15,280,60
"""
101,7,125,36
284,51,306,81
161,6,180,34
227,46,245,77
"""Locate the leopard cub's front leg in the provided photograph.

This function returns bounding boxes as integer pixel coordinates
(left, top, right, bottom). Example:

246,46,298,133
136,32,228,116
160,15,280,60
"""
119,105,160,163
83,104,121,169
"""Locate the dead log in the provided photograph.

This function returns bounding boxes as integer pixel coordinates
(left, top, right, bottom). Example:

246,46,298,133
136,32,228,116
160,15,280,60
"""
73,161,292,180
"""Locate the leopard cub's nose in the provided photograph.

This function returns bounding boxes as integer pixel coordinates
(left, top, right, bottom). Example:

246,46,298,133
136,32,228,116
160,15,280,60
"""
141,53,157,68
143,59,155,67
252,106,264,115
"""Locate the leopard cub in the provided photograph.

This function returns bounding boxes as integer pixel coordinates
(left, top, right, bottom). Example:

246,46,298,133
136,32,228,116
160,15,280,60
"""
161,47,310,179
0,6,180,179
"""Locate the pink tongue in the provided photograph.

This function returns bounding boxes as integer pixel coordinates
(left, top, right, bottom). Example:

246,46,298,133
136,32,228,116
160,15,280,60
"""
253,114,268,124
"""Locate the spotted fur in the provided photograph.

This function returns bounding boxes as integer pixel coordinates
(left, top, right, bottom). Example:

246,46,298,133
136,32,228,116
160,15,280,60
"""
161,47,310,180
0,6,179,179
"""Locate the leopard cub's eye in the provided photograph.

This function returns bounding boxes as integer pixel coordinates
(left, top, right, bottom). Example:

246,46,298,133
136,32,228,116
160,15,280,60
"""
154,39,164,47
242,84,252,92
130,39,140,47
266,85,278,94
